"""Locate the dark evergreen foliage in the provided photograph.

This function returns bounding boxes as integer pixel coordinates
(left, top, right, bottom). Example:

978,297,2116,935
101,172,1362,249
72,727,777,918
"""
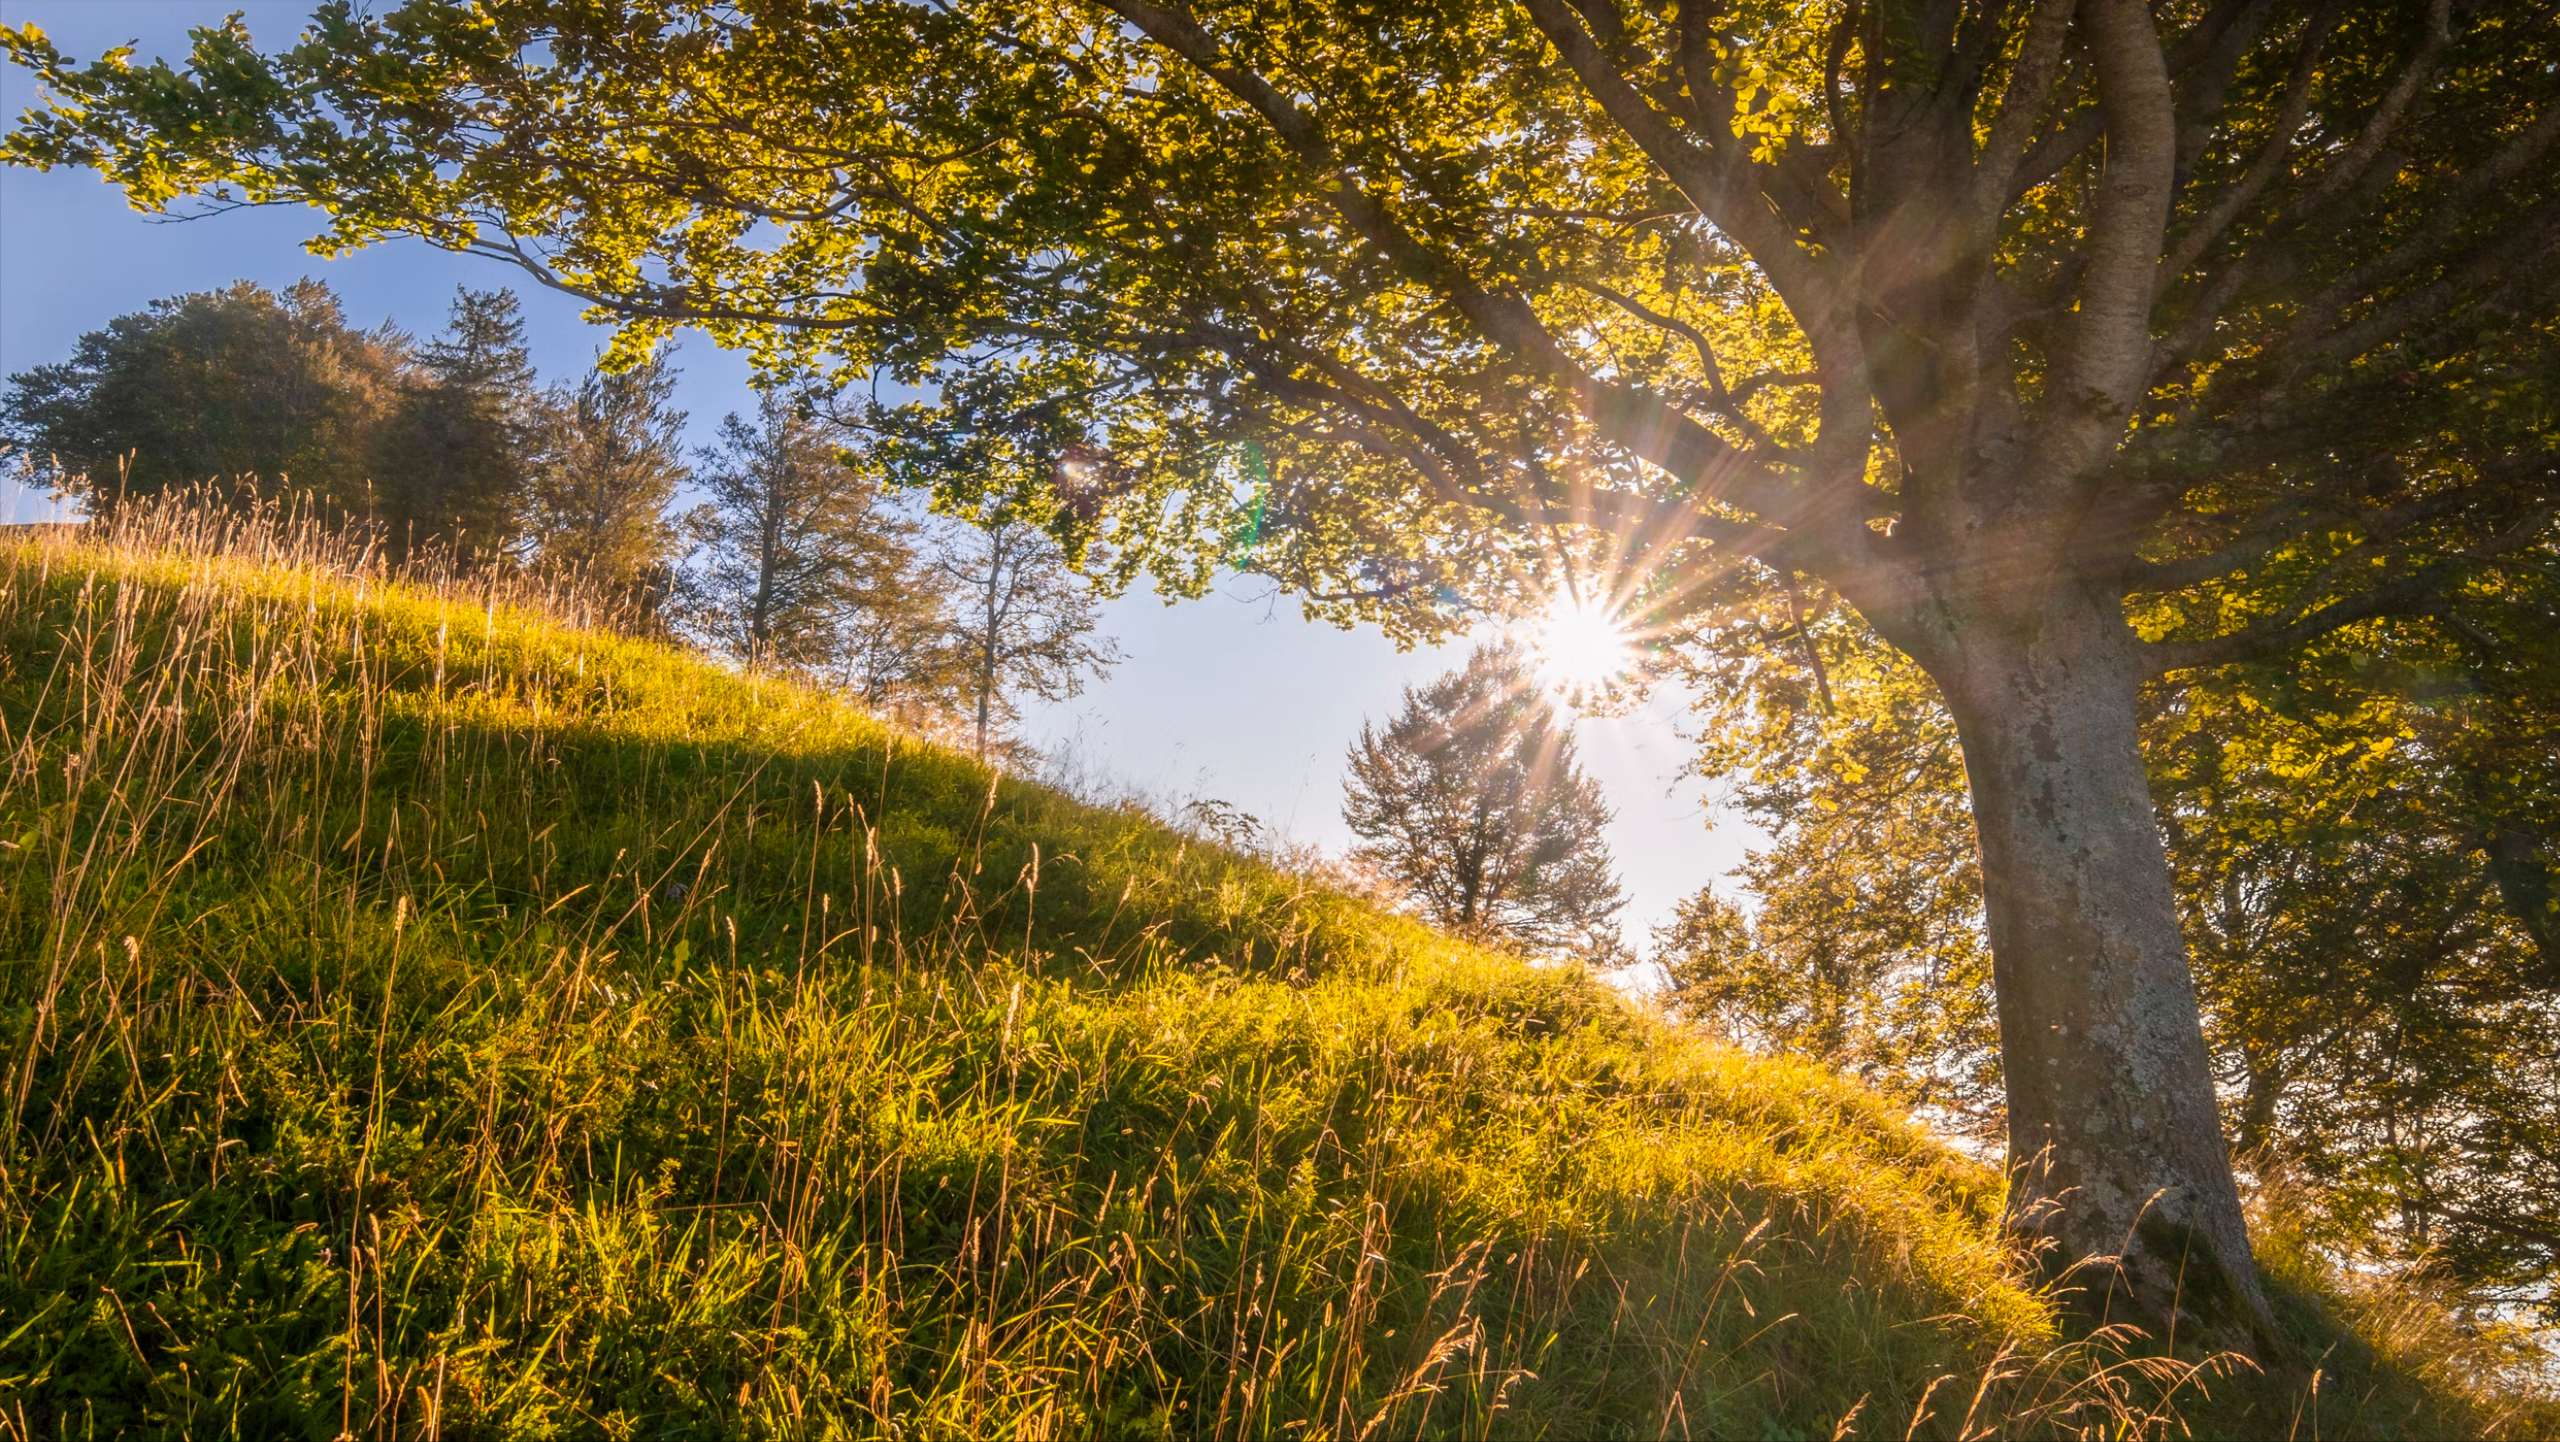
372,287,539,562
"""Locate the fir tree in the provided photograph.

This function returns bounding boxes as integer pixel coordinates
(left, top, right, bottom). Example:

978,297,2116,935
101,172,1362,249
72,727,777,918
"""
522,350,687,605
685,392,915,673
374,286,538,562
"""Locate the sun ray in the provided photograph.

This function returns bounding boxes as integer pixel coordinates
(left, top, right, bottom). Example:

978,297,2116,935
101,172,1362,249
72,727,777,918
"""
1531,591,1635,706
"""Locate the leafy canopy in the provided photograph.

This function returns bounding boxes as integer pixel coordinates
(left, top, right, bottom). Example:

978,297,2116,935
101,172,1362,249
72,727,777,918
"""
3,1,2547,655
1,278,407,515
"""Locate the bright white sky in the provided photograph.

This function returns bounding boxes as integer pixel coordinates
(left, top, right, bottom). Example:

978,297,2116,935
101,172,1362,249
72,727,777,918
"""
0,0,1756,940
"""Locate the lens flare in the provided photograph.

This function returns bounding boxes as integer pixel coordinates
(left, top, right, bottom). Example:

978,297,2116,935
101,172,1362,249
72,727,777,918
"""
1532,592,1635,702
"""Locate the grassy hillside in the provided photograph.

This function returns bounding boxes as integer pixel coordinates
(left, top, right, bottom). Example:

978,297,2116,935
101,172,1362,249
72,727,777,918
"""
0,504,2538,1439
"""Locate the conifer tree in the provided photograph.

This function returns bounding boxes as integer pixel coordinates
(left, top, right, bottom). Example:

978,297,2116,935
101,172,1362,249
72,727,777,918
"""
1344,645,1624,958
685,392,916,673
522,350,687,605
374,286,538,562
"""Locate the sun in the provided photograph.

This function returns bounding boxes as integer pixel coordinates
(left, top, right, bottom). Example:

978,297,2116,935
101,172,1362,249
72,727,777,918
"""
1531,592,1636,702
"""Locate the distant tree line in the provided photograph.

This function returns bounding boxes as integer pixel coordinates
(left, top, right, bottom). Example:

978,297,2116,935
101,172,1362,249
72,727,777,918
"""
682,388,1114,755
1,279,1111,756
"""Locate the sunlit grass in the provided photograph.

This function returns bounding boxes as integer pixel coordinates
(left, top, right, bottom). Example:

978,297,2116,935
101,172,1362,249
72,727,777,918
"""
0,494,2533,1439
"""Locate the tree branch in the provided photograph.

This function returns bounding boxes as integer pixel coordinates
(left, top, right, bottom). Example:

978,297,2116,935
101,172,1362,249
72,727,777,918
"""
2293,0,2452,214
2306,192,2560,364
1973,0,2081,222
2162,4,2338,279
2283,105,2560,351
2128,480,2494,594
1520,0,1847,335
2042,0,2178,472
1097,0,1816,540
2145,502,2558,674
1571,278,1787,454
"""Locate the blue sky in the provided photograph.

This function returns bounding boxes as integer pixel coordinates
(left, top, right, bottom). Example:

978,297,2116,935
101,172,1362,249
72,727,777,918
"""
0,0,1751,940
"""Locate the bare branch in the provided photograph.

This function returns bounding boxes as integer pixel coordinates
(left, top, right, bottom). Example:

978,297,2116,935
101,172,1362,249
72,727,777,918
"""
2162,4,2338,279
2043,0,2178,468
1974,0,2081,220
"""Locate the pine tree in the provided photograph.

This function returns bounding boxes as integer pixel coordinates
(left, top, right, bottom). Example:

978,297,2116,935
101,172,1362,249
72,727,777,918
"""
684,392,914,673
1342,644,1623,958
522,350,687,605
373,287,538,562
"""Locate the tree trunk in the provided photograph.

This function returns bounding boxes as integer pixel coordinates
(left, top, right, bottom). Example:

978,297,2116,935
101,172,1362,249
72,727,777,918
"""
1929,588,2269,1335
976,532,1001,761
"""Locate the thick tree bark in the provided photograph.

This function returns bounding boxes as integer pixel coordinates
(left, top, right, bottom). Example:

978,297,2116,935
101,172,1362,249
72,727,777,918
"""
1926,586,2270,1333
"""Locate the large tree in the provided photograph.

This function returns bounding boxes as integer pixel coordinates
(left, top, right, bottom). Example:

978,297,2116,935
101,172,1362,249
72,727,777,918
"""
1659,310,2560,1336
1661,577,2560,1317
2149,591,2560,1319
9,0,2553,1327
1,278,406,516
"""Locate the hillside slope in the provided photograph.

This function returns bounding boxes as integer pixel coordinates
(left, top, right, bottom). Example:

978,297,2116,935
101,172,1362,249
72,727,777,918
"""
0,512,2524,1439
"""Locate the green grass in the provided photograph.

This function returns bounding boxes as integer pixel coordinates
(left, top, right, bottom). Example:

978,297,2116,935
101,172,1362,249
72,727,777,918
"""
0,507,2543,1439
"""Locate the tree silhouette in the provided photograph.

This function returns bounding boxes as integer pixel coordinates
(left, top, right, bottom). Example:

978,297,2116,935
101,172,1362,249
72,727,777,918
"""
1344,645,1623,958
